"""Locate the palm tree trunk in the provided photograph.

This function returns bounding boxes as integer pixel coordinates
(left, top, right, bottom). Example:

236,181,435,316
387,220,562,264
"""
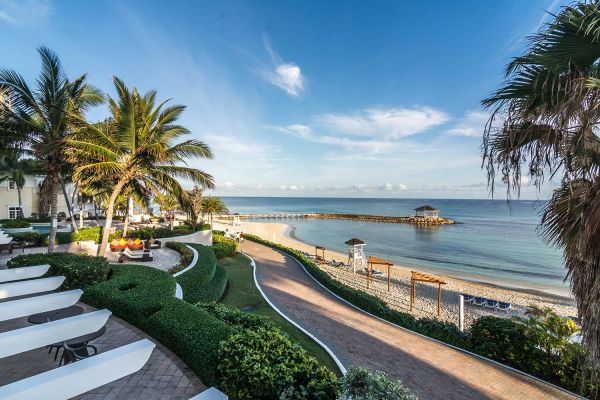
17,186,23,218
59,174,79,234
98,180,126,257
79,199,84,229
48,172,59,252
71,183,78,207
123,196,131,238
93,197,100,227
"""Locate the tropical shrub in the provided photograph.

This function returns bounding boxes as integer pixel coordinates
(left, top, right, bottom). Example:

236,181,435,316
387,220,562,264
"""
1,219,31,229
8,252,111,290
196,302,273,331
165,241,194,274
336,367,417,400
175,244,216,298
414,318,470,349
217,328,337,400
113,226,194,240
211,234,237,259
10,231,48,247
145,298,234,386
469,316,533,368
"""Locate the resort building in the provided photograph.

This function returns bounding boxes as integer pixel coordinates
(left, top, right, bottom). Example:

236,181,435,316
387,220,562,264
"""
0,174,74,220
414,205,440,218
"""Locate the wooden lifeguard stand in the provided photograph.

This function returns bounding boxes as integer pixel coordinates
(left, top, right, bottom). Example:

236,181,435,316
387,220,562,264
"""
233,213,243,227
345,238,366,273
410,271,446,318
366,256,394,291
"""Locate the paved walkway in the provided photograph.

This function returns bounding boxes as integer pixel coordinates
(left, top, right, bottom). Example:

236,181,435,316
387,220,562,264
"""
245,241,578,400
0,304,205,399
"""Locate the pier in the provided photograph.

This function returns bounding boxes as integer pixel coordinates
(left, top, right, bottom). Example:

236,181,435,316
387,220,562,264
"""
224,212,455,225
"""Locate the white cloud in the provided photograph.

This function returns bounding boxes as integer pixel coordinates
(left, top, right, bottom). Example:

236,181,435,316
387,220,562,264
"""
447,110,489,137
315,106,449,139
0,0,49,24
378,183,408,191
262,37,305,97
220,181,235,189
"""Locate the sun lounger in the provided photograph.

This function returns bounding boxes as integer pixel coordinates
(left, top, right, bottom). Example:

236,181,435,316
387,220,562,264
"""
0,237,13,245
472,297,487,306
497,302,511,312
144,238,161,250
118,248,153,263
463,294,475,303
484,299,499,309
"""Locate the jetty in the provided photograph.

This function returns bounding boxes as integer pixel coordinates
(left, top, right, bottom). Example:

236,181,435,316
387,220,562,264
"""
227,207,455,226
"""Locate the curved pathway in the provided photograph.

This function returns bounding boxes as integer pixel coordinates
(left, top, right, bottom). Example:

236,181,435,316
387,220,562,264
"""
245,241,578,400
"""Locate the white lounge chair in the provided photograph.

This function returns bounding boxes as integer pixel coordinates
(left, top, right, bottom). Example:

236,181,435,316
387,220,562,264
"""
0,290,82,321
0,276,65,300
0,339,155,400
0,264,50,283
118,248,153,263
189,387,229,400
0,237,13,245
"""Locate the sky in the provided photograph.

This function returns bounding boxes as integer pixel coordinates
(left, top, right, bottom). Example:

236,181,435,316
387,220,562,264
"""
0,0,569,199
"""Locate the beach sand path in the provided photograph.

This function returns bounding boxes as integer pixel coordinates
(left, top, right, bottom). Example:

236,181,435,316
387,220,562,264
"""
244,240,578,400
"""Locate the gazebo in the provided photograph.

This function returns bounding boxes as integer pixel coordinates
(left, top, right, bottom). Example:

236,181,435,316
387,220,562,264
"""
410,271,446,318
345,238,366,273
414,205,439,218
366,256,394,291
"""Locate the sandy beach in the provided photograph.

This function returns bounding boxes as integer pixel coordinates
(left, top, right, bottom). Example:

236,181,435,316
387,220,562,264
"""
215,219,578,327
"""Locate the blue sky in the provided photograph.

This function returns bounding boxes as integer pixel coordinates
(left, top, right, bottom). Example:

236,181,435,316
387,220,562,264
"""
0,0,567,199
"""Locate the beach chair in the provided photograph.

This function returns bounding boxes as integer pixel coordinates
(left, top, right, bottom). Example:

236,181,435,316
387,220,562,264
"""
472,297,487,306
144,238,162,250
118,248,153,263
497,302,511,313
484,299,499,309
463,294,475,303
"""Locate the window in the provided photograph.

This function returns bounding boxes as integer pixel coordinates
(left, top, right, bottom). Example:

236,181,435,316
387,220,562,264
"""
8,206,22,219
8,180,16,190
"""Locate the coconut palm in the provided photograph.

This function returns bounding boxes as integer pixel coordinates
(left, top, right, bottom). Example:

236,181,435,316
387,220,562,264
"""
187,185,204,227
0,47,102,251
482,1,600,364
0,151,43,217
200,196,229,230
68,77,214,256
155,192,181,230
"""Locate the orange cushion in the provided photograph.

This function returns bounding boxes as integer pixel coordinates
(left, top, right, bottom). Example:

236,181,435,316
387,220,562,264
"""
134,238,142,245
110,239,120,246
126,239,134,246
119,239,126,246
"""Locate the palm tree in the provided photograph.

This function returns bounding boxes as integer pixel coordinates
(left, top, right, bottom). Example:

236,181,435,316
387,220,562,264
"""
482,1,600,364
187,185,204,228
200,196,229,230
0,151,42,217
155,192,180,230
0,47,102,251
68,77,214,256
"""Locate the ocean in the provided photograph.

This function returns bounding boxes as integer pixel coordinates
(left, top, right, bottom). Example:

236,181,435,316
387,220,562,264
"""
221,197,569,295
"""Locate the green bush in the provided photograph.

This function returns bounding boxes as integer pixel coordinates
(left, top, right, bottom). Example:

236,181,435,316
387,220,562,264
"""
211,235,238,259
165,242,194,274
175,244,216,296
188,265,228,303
469,316,533,368
414,318,470,349
1,219,31,229
217,328,337,400
10,231,48,247
336,367,417,400
8,252,111,290
196,302,273,331
82,264,175,325
55,227,104,244
144,298,234,386
197,223,211,231
112,226,193,240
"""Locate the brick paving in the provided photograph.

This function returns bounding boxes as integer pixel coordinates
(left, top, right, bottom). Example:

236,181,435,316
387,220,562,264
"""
0,304,205,399
245,241,579,400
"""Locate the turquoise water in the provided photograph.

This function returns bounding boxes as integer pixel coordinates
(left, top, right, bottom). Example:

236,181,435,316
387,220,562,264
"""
222,197,568,294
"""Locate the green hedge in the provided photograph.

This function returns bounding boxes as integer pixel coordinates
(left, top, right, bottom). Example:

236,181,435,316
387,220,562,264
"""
10,231,48,247
144,298,235,386
55,227,104,244
189,265,228,303
218,328,337,399
1,219,31,228
165,242,194,274
211,235,238,259
196,302,273,331
82,264,175,325
8,252,111,290
113,226,194,240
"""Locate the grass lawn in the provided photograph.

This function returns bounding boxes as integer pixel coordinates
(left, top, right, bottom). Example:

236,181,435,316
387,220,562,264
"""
219,253,341,374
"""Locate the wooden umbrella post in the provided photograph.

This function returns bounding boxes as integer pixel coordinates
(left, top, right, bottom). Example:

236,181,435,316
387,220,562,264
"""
410,271,446,319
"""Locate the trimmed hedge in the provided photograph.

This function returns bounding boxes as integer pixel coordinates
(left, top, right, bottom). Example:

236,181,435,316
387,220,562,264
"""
8,252,111,290
211,235,238,259
189,265,228,303
196,302,273,331
165,241,194,274
10,231,48,247
144,298,235,386
1,219,31,228
113,226,194,240
82,264,175,325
